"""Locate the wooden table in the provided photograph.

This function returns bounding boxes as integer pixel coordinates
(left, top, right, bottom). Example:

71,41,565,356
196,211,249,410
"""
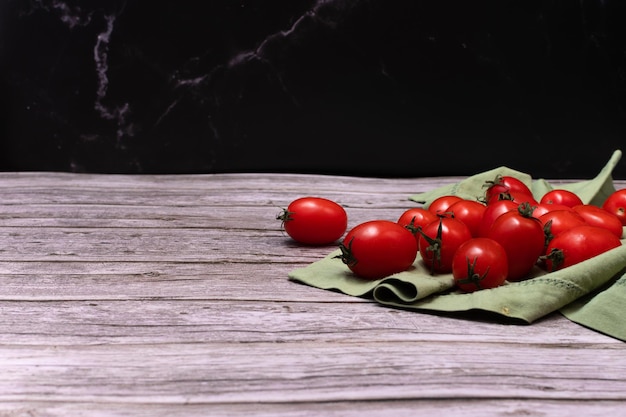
1,172,624,416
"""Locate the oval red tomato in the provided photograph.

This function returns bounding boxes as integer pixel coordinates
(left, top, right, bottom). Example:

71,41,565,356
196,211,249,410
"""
397,207,438,240
487,191,538,207
447,199,487,237
602,188,626,226
532,202,574,218
337,220,418,280
452,237,508,292
572,204,623,238
277,197,348,245
540,189,583,208
427,195,463,216
543,225,622,272
476,199,519,237
484,175,533,201
486,203,545,281
539,209,587,243
418,216,472,274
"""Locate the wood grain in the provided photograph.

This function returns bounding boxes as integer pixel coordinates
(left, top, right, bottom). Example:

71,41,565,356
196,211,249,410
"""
0,172,624,416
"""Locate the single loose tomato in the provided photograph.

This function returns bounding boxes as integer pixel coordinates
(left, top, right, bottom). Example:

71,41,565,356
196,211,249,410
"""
277,197,347,245
447,199,487,237
418,216,472,274
452,237,508,292
486,203,545,281
397,207,438,240
337,220,418,280
543,225,622,272
427,195,463,216
540,189,583,208
539,209,587,244
572,204,623,238
602,188,626,226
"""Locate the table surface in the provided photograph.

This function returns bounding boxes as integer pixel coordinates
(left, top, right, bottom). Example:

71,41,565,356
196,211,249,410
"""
1,171,625,417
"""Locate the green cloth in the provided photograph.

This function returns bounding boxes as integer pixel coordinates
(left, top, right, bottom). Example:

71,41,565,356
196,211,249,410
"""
288,150,626,342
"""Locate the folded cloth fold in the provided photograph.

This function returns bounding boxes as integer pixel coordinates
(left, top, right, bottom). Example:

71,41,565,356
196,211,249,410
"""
288,150,626,342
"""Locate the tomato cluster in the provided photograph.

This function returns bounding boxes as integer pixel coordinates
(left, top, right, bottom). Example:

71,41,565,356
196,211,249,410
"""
278,177,625,292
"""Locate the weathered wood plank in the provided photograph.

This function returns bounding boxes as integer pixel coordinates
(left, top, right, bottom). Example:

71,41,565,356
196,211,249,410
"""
0,399,623,417
1,342,624,403
0,298,619,345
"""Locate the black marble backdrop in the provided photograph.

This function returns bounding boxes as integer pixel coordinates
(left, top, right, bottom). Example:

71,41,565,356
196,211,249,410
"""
1,0,625,178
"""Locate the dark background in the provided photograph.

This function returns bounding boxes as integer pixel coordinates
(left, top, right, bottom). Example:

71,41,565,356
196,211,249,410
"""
1,0,625,178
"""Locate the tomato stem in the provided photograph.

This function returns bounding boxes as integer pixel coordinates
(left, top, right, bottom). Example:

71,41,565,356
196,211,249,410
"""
335,237,358,267
456,256,490,291
415,217,444,275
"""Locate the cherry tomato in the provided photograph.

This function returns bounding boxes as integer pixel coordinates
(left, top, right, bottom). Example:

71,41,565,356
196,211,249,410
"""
427,195,463,216
397,207,438,241
486,203,545,281
337,220,418,280
487,191,538,206
484,175,533,201
572,204,623,238
418,216,472,274
602,188,626,226
543,225,622,272
476,199,519,237
540,189,583,208
452,237,508,292
447,199,487,237
277,197,348,245
532,202,574,218
538,210,587,245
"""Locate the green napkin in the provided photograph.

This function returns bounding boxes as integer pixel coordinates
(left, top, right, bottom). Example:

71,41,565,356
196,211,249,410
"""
288,150,626,342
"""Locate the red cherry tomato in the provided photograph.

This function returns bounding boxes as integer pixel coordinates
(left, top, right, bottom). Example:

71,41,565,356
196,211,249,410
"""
427,195,463,216
486,203,545,281
484,175,533,202
602,188,626,226
278,197,348,245
338,220,418,280
572,204,623,238
543,225,622,272
397,207,438,241
540,189,584,208
452,237,509,292
488,191,538,206
418,216,472,274
447,199,487,237
538,210,587,244
532,203,574,218
476,199,519,237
